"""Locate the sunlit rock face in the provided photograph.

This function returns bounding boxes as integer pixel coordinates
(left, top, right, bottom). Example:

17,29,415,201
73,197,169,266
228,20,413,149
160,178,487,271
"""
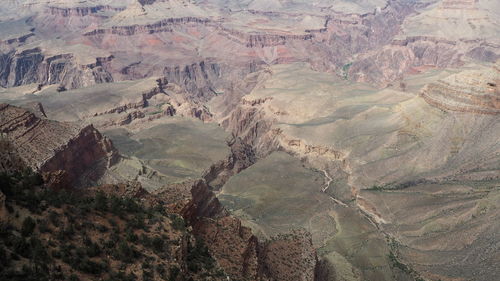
0,103,118,186
0,1,498,281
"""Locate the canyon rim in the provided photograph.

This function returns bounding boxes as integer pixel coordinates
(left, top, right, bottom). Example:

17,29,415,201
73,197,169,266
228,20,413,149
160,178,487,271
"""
0,1,499,281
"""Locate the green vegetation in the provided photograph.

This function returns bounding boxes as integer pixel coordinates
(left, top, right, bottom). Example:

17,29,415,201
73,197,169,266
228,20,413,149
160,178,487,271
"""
169,214,186,231
186,239,216,273
21,217,36,237
342,62,352,80
387,238,425,281
367,179,430,191
0,168,226,281
367,184,385,191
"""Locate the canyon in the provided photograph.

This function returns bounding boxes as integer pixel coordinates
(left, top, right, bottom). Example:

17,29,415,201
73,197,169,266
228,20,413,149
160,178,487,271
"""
0,0,499,281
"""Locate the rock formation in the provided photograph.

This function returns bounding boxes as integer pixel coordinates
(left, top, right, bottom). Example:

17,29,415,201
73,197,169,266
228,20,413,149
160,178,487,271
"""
0,103,118,186
421,62,500,114
182,180,318,281
0,1,498,281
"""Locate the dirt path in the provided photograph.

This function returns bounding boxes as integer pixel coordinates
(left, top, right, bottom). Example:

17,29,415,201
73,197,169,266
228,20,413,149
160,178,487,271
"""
321,169,348,207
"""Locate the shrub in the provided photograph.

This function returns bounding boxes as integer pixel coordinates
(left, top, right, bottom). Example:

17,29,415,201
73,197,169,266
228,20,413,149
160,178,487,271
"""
12,236,30,258
37,219,50,233
94,191,108,212
76,258,106,275
151,236,165,254
127,214,146,230
125,228,138,243
186,239,215,273
140,234,152,248
86,242,101,258
51,249,62,259
170,215,185,231
168,266,180,281
96,224,108,233
114,240,139,263
21,217,36,237
49,211,60,226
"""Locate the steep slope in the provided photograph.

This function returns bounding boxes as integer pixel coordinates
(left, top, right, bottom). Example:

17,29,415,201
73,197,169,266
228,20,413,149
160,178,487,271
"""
0,1,499,281
208,61,500,281
0,103,118,186
182,179,318,281
421,62,500,114
0,160,227,281
348,0,500,85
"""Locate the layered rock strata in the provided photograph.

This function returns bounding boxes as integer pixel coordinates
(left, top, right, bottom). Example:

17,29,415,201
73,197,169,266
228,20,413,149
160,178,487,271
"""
0,103,118,185
182,180,317,281
421,62,500,114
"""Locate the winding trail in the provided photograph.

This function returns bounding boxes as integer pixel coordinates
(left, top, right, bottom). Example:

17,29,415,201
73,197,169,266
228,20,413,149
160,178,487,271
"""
321,169,333,192
321,169,348,207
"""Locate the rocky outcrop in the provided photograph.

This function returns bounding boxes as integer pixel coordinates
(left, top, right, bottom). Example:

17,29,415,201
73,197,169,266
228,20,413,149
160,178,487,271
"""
163,61,222,100
87,78,214,128
349,37,499,86
0,33,35,46
93,78,168,117
221,28,314,48
260,230,317,281
311,0,415,70
221,105,275,150
420,63,500,114
0,137,26,174
0,103,118,186
203,137,257,189
0,48,113,89
84,17,210,36
348,37,466,85
182,180,318,281
47,5,125,17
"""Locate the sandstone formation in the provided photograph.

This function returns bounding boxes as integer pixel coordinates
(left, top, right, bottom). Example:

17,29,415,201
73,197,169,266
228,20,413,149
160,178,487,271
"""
0,1,499,281
421,62,500,114
182,180,318,281
0,162,228,280
0,103,118,186
0,48,113,89
207,62,500,281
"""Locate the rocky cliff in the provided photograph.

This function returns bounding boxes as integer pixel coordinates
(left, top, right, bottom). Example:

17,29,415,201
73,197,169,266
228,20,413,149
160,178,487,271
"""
421,62,500,114
0,103,118,186
84,17,210,36
162,61,222,101
182,180,318,281
348,37,499,86
0,161,228,281
47,5,125,17
0,48,113,89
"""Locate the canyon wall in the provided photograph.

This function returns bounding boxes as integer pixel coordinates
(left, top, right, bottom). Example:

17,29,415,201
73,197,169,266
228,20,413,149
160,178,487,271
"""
0,48,113,89
0,103,118,186
182,180,318,281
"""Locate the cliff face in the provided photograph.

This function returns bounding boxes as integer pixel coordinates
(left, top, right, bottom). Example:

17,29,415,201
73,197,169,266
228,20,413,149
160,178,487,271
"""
84,77,213,128
84,17,211,36
420,62,500,114
47,5,125,17
0,0,497,93
0,48,113,89
0,161,228,281
220,27,314,48
344,0,500,86
348,37,498,86
0,103,118,186
162,61,222,101
182,180,318,281
203,137,257,189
